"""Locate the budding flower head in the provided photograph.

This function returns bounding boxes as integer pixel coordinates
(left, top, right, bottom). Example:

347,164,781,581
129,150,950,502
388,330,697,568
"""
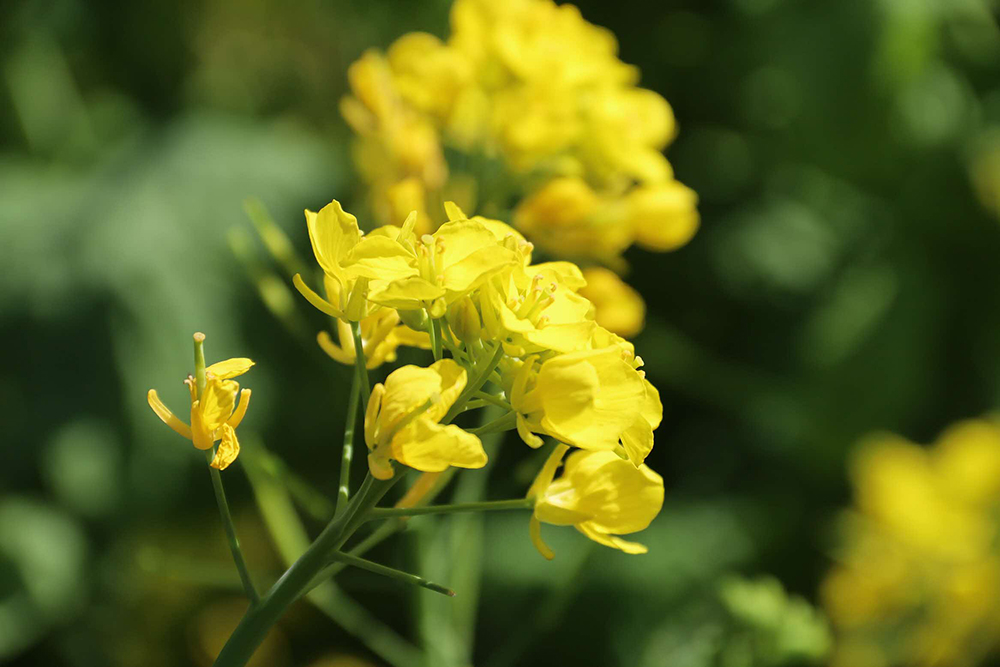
447,296,482,345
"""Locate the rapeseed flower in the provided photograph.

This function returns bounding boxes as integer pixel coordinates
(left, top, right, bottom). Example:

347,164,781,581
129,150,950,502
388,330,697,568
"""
365,359,488,479
822,418,1000,667
147,356,254,470
526,445,664,559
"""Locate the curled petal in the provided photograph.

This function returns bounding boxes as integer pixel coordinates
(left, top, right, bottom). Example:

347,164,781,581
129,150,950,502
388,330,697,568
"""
577,523,648,555
294,273,344,318
206,358,255,380
147,389,192,439
227,389,252,430
317,330,354,365
390,419,487,473
527,443,570,499
530,515,555,560
210,424,240,471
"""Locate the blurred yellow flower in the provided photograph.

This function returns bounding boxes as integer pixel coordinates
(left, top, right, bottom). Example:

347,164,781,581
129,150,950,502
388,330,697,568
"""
341,0,698,266
822,418,1000,667
365,359,487,479
526,444,664,559
147,357,254,470
578,267,645,339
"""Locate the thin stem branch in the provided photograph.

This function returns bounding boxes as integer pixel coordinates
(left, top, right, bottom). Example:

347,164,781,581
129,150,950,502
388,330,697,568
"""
443,344,505,423
335,358,363,518
212,473,401,667
328,551,455,597
429,316,442,361
206,449,260,605
368,498,532,520
350,321,371,406
467,411,516,436
473,391,511,410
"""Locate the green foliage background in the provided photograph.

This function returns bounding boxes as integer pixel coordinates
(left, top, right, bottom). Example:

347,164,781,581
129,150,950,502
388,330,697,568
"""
1,0,999,665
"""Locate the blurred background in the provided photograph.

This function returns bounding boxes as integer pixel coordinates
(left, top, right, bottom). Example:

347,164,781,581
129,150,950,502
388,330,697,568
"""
3,0,1000,665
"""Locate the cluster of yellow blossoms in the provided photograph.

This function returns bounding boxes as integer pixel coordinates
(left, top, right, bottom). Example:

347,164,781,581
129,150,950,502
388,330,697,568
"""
296,199,664,557
822,418,1000,667
341,0,698,337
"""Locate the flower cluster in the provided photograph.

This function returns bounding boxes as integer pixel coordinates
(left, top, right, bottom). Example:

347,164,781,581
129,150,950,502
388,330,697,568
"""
341,0,697,336
295,199,664,557
822,418,1000,667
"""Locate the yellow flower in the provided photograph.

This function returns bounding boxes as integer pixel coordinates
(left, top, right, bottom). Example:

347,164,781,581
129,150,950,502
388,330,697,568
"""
147,357,254,470
578,267,645,339
627,181,700,252
317,297,431,369
526,445,664,559
293,200,416,321
365,359,488,479
366,205,519,317
510,347,648,452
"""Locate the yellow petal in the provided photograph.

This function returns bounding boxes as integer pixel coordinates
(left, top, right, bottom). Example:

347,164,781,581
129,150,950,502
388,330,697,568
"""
534,347,646,450
306,200,362,278
226,389,252,430
576,523,648,554
516,413,545,449
200,379,238,432
365,383,386,451
147,389,192,439
377,360,467,434
527,443,570,499
530,515,555,560
391,418,487,473
441,246,518,295
443,201,468,221
210,424,240,470
344,236,418,280
367,276,446,310
206,358,255,380
553,450,664,535
293,273,344,318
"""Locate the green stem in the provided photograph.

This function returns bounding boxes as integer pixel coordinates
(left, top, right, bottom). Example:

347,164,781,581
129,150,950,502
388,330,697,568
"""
212,473,400,667
206,449,260,605
443,344,505,424
429,316,442,361
335,348,363,518
350,321,371,406
193,332,207,396
329,551,455,597
473,391,511,410
467,411,516,436
368,498,532,520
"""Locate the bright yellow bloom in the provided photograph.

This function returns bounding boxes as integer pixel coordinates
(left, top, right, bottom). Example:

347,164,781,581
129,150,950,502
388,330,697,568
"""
365,205,520,317
365,359,488,479
526,444,664,559
578,267,645,339
822,418,1000,667
147,357,254,470
293,200,417,321
510,346,651,453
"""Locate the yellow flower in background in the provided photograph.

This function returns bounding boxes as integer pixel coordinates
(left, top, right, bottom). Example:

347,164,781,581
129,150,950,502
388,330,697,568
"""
578,267,645,339
147,357,254,470
341,0,699,266
365,359,487,479
317,303,431,370
526,444,664,559
822,417,1000,667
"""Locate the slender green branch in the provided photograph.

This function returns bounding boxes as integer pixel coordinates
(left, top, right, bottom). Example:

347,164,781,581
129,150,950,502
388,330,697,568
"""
206,450,260,605
335,359,363,518
473,391,511,410
329,551,455,597
212,473,401,667
368,498,532,520
443,344,505,423
428,316,442,361
468,411,516,436
350,321,371,405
